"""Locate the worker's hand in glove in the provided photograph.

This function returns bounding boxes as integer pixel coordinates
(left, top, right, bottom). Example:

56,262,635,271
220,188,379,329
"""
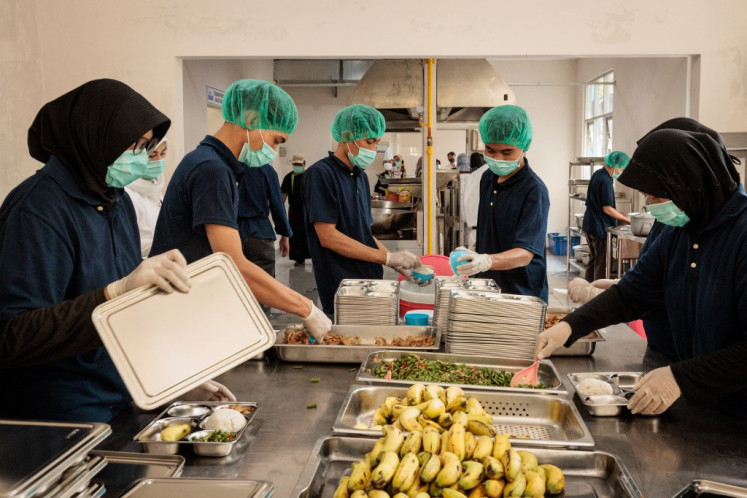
302,303,332,342
398,268,433,287
385,250,421,270
455,249,492,276
106,249,191,299
591,278,619,290
535,321,572,360
567,277,603,303
627,366,681,415
181,380,237,402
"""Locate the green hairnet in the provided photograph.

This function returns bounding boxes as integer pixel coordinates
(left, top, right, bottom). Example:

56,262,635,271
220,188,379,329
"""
222,79,298,134
478,105,533,150
331,104,386,143
604,151,630,169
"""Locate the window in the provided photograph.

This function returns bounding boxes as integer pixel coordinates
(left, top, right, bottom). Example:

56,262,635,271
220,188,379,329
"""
583,71,614,157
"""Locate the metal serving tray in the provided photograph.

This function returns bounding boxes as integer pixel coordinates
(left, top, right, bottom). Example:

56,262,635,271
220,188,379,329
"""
356,350,568,395
291,436,642,498
133,401,259,456
121,478,274,498
39,453,107,498
545,307,606,356
332,384,594,448
274,325,440,363
568,372,645,416
88,451,184,497
673,479,747,497
0,420,110,498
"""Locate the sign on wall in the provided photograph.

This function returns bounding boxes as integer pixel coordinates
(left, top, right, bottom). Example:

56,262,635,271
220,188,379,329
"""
206,86,224,108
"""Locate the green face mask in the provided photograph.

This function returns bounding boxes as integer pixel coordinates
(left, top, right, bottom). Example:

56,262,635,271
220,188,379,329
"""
106,150,150,188
647,200,690,227
292,165,304,174
346,142,377,169
142,158,165,180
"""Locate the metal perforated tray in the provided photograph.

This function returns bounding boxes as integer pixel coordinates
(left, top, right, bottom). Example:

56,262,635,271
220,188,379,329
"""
291,436,642,498
356,350,567,395
332,384,594,448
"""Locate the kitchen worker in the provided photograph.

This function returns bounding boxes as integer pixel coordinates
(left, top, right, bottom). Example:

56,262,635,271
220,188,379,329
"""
581,151,632,281
0,79,233,423
302,104,423,315
374,159,393,196
237,162,292,279
281,154,311,266
150,79,331,340
125,138,168,258
447,151,457,169
454,105,551,303
537,128,747,418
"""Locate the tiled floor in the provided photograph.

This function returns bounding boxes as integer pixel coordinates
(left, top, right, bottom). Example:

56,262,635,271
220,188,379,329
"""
268,252,580,326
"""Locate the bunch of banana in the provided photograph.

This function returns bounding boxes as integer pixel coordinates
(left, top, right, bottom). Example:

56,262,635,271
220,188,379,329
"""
333,425,566,497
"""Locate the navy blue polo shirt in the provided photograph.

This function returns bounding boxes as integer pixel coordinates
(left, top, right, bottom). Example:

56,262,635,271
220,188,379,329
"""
237,164,292,240
151,136,245,262
302,152,383,314
0,157,137,422
475,161,550,303
581,167,616,239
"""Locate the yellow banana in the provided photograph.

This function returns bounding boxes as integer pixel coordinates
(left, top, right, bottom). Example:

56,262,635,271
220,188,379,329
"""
400,430,422,456
480,456,504,480
381,397,401,418
406,479,430,498
347,461,372,493
501,472,526,497
333,476,350,498
419,415,444,432
422,427,441,453
367,490,390,498
417,451,442,483
407,383,426,405
369,438,386,467
412,493,430,498
370,451,400,489
430,481,459,497
350,490,367,498
466,420,496,438
374,408,389,426
446,396,468,413
517,450,538,473
539,464,565,495
444,386,465,406
437,412,453,429
391,452,420,494
468,485,488,498
441,489,468,498
439,429,450,456
160,423,191,442
501,448,521,483
399,407,423,432
451,411,469,426
472,435,493,460
381,425,405,454
447,423,466,461
392,404,411,420
466,413,493,425
435,452,462,487
480,479,505,498
392,494,409,498
464,431,476,460
392,419,405,432
491,434,511,460
523,470,545,498
535,464,546,483
457,461,484,490
424,398,446,419
465,397,486,415
424,384,445,403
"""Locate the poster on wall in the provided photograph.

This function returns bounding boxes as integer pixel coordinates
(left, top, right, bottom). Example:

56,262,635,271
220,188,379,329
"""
206,86,224,108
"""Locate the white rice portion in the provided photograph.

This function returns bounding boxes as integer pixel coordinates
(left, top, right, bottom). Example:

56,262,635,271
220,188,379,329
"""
204,408,246,432
577,378,614,396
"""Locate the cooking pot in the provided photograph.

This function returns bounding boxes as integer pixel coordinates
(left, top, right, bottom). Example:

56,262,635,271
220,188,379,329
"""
629,207,654,236
371,201,415,235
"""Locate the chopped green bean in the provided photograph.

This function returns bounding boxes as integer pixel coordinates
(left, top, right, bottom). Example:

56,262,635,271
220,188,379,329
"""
306,403,317,409
310,378,320,383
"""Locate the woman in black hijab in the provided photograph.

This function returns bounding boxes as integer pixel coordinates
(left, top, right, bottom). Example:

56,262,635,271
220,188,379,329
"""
536,128,747,418
0,79,198,422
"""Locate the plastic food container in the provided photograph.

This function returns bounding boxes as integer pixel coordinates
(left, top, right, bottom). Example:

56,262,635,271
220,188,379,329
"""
449,249,469,274
403,312,429,325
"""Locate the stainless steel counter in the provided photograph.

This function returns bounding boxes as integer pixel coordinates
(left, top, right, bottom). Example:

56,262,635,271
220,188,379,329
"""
99,324,747,497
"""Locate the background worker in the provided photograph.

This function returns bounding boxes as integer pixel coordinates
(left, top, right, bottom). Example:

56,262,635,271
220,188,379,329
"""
126,138,168,258
455,105,550,303
581,151,631,281
281,154,311,266
302,104,422,315
150,79,331,340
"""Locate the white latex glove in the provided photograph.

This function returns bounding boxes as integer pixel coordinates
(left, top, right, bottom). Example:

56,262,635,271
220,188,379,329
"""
567,277,603,303
181,380,237,402
385,250,421,270
591,278,619,290
535,321,572,360
107,249,191,299
398,268,432,287
627,366,681,415
302,303,332,342
455,249,492,276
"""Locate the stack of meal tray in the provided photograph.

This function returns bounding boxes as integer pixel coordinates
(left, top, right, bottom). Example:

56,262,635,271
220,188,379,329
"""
433,276,499,334
334,279,399,326
445,291,546,360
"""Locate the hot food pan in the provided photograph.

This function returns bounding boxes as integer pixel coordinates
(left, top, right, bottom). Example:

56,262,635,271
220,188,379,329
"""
332,384,594,448
545,307,606,356
356,350,567,395
274,325,440,363
291,436,642,498
87,451,184,497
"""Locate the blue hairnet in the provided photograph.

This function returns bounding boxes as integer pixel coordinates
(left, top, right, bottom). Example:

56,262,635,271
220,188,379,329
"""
331,104,386,143
478,105,533,151
604,151,630,169
222,79,298,134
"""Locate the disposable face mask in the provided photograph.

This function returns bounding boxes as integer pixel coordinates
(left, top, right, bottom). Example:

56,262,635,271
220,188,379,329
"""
613,168,624,180
647,200,690,227
346,142,377,169
238,129,277,167
484,152,522,177
106,150,151,188
383,162,393,171
292,165,304,174
142,158,166,180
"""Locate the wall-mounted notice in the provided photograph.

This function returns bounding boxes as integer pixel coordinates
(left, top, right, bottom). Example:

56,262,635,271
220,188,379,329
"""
207,86,224,108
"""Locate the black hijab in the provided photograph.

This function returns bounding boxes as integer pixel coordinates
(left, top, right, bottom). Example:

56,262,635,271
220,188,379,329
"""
619,129,739,231
28,79,170,207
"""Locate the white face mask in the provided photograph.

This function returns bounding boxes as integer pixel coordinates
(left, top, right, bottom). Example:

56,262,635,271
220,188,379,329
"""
383,162,393,171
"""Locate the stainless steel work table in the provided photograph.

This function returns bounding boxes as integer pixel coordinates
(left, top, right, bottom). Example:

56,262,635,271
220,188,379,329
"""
605,226,648,279
99,323,747,497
